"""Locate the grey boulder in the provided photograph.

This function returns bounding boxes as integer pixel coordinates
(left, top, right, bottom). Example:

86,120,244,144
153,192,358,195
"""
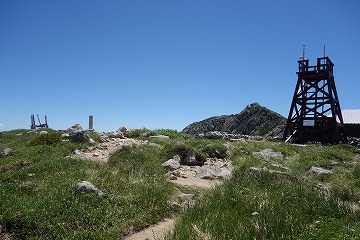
75,181,105,196
308,166,333,175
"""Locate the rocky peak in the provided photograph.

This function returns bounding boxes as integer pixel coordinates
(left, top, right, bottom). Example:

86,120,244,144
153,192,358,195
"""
181,102,285,137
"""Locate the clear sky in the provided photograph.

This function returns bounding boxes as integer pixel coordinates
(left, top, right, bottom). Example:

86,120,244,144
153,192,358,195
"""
1,0,359,132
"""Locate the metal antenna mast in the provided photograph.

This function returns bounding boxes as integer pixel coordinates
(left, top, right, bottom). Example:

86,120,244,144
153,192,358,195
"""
300,44,306,60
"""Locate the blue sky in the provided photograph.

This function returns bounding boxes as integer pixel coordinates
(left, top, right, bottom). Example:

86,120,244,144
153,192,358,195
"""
1,0,359,132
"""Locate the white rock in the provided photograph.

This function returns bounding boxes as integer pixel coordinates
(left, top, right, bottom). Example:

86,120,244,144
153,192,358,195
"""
162,159,181,171
308,166,333,175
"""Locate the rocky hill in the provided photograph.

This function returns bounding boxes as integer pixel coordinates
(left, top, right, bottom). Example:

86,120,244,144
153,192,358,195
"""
182,103,286,137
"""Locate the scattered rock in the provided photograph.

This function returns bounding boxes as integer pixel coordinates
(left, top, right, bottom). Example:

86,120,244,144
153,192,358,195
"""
149,135,170,140
252,211,259,216
349,137,360,148
39,131,49,135
73,149,82,155
0,148,12,157
270,163,291,172
204,131,224,139
164,171,178,180
196,164,232,179
141,131,151,137
67,124,84,132
253,149,283,161
118,125,132,133
308,166,333,175
68,131,91,143
178,193,194,203
315,183,330,195
181,152,204,166
61,133,70,138
162,156,181,171
98,143,109,150
249,166,287,174
107,131,126,139
75,181,105,196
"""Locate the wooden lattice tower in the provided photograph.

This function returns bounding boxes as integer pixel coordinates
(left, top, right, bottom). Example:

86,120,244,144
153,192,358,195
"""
283,56,347,144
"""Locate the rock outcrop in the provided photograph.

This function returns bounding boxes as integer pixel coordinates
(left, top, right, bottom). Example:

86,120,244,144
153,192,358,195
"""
182,103,286,138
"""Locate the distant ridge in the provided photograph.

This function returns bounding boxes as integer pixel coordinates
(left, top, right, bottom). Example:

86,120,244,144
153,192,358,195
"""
182,103,286,137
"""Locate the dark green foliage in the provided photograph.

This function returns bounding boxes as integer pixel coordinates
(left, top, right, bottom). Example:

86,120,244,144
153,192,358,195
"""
162,142,206,164
87,131,101,143
201,142,228,158
28,131,62,146
126,128,193,140
150,129,192,140
258,127,270,136
126,128,149,138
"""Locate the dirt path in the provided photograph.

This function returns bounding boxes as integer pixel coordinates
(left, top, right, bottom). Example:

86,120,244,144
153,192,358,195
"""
122,176,222,240
171,178,222,189
71,138,148,163
123,218,175,240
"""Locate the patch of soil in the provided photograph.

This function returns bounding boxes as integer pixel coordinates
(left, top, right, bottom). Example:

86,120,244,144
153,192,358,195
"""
70,138,148,163
124,218,175,240
171,178,222,189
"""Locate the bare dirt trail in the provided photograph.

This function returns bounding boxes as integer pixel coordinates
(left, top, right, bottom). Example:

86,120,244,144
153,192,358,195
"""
123,218,175,240
123,177,222,240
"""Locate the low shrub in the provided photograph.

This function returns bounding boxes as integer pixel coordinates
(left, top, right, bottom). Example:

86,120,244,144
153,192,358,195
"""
126,128,150,138
28,132,62,146
150,129,192,140
202,142,228,158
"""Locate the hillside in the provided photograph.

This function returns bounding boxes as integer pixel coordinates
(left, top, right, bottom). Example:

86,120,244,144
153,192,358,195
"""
182,102,286,137
0,129,359,239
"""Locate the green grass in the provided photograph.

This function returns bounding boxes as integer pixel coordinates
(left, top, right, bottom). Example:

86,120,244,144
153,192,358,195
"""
1,130,360,239
166,170,359,240
166,141,360,240
0,130,175,239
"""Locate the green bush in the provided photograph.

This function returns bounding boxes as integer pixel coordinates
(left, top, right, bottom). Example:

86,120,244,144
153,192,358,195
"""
126,128,150,138
202,142,228,158
28,132,62,146
150,129,192,140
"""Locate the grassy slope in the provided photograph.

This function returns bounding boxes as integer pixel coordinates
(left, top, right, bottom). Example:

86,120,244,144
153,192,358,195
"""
0,130,174,239
166,141,360,240
1,129,360,239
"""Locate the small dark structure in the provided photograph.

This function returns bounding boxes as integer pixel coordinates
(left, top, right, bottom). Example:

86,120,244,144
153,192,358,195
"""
89,115,94,130
283,55,347,144
30,114,49,129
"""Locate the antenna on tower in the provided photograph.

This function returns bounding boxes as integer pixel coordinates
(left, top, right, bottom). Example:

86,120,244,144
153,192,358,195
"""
323,44,326,57
300,44,306,60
